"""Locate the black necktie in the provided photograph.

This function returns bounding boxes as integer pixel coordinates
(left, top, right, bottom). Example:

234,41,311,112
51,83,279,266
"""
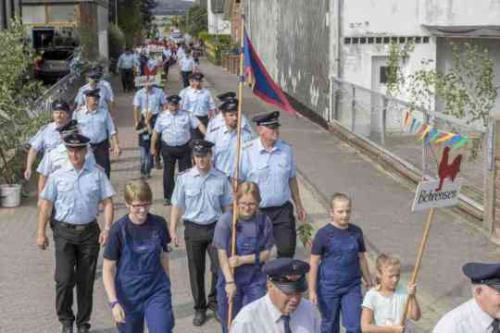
281,315,292,333
493,319,500,333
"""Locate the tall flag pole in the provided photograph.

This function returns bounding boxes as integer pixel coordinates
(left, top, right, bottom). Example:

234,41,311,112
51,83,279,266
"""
227,7,246,329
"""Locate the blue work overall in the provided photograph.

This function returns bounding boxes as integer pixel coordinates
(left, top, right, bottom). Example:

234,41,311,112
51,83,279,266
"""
216,216,267,333
317,231,362,333
115,222,174,333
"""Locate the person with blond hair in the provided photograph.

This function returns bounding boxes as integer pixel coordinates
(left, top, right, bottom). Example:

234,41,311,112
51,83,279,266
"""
361,254,421,333
102,180,174,333
213,181,274,332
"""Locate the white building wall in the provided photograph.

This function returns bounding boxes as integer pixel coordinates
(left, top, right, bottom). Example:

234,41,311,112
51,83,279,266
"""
419,0,500,26
207,0,230,35
97,4,108,60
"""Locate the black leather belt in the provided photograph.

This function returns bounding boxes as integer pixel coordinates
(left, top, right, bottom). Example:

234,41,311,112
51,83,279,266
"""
55,220,98,231
184,220,217,228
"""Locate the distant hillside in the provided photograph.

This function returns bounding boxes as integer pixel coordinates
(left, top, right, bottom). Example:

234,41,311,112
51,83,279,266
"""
152,0,196,15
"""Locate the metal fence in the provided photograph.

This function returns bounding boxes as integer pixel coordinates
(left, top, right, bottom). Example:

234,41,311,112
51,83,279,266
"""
330,78,487,207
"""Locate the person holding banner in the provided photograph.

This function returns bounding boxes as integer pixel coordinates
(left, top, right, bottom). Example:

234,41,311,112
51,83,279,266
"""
212,181,274,332
169,139,233,326
179,72,216,140
205,98,254,178
238,111,306,258
150,95,206,206
433,262,500,333
308,193,373,333
361,254,421,333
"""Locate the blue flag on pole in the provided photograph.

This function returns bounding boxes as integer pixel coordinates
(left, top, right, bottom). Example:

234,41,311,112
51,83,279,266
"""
243,29,296,114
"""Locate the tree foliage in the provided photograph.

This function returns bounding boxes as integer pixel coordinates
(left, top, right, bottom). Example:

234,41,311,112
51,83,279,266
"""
0,19,47,184
117,0,157,46
184,5,208,37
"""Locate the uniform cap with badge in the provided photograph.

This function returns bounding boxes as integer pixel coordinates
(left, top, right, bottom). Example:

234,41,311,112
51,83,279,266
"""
463,262,500,291
219,98,239,113
87,69,101,80
190,139,214,156
217,91,236,102
252,111,281,128
263,258,310,294
62,133,90,149
166,95,182,105
56,119,79,136
189,72,204,81
51,100,71,113
83,88,100,99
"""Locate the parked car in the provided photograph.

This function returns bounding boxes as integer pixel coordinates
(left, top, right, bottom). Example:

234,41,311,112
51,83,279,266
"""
169,31,184,44
34,47,74,84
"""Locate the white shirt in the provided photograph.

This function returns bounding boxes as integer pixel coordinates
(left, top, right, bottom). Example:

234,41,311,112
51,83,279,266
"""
179,87,216,117
433,298,497,333
231,294,321,333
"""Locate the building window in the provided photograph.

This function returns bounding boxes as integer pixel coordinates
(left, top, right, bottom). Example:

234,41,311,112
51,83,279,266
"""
22,5,45,24
48,5,77,23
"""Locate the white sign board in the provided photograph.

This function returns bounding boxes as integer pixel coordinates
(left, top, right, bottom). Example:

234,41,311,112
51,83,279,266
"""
411,179,462,211
134,75,162,87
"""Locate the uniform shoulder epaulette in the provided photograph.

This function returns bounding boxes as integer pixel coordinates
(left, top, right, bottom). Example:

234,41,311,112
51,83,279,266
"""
209,126,220,133
243,141,254,149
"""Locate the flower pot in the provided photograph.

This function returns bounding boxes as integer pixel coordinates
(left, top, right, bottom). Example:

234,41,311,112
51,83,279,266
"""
0,184,22,208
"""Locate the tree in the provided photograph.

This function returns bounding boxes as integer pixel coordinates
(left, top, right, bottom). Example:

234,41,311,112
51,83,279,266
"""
184,5,207,37
0,19,47,184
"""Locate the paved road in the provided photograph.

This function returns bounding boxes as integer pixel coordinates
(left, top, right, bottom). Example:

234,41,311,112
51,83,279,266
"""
1,58,499,333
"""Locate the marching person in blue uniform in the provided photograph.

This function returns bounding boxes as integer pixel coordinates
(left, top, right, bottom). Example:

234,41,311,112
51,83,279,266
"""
434,262,500,333
117,48,140,92
102,180,174,333
74,69,115,116
25,100,72,180
93,64,115,103
150,95,206,205
238,111,306,258
36,133,116,333
231,258,321,333
205,98,254,178
179,72,216,139
206,92,252,133
169,139,233,326
73,88,121,178
308,193,373,333
213,181,274,332
179,48,198,87
36,120,96,194
133,78,166,171
162,45,175,81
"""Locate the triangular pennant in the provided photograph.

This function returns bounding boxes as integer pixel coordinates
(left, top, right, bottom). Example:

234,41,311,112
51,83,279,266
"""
445,134,462,147
453,136,469,150
435,132,455,144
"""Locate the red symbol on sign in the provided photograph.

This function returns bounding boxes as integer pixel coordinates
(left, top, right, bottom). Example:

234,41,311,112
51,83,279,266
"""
436,146,462,191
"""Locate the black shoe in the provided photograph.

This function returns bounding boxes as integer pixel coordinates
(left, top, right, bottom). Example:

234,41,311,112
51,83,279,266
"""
77,324,90,333
193,310,206,326
61,325,73,333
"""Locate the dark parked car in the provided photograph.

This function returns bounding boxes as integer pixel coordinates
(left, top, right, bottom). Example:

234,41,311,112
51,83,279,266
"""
34,47,74,84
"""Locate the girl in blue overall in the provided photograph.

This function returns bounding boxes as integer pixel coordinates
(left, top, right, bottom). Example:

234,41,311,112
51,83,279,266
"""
213,181,274,333
309,193,373,333
102,180,174,333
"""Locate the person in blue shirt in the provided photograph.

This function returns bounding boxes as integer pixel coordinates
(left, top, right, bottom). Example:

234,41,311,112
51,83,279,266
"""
73,88,121,178
207,92,252,134
24,100,72,181
205,98,254,178
162,45,175,81
102,179,174,333
238,111,306,258
117,48,139,92
213,181,274,333
169,139,233,326
179,72,216,139
74,69,115,116
308,193,374,333
150,95,206,205
37,133,115,333
179,48,198,87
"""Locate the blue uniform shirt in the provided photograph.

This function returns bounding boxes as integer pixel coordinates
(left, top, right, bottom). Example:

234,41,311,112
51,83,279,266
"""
213,211,274,253
179,56,195,71
171,167,233,224
179,87,216,117
154,109,199,146
205,124,254,177
117,52,139,69
29,122,62,153
40,159,115,224
73,105,117,144
133,87,166,115
239,138,297,208
74,82,114,110
37,143,96,176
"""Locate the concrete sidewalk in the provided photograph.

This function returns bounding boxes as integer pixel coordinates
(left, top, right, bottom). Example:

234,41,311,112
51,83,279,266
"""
199,59,500,331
